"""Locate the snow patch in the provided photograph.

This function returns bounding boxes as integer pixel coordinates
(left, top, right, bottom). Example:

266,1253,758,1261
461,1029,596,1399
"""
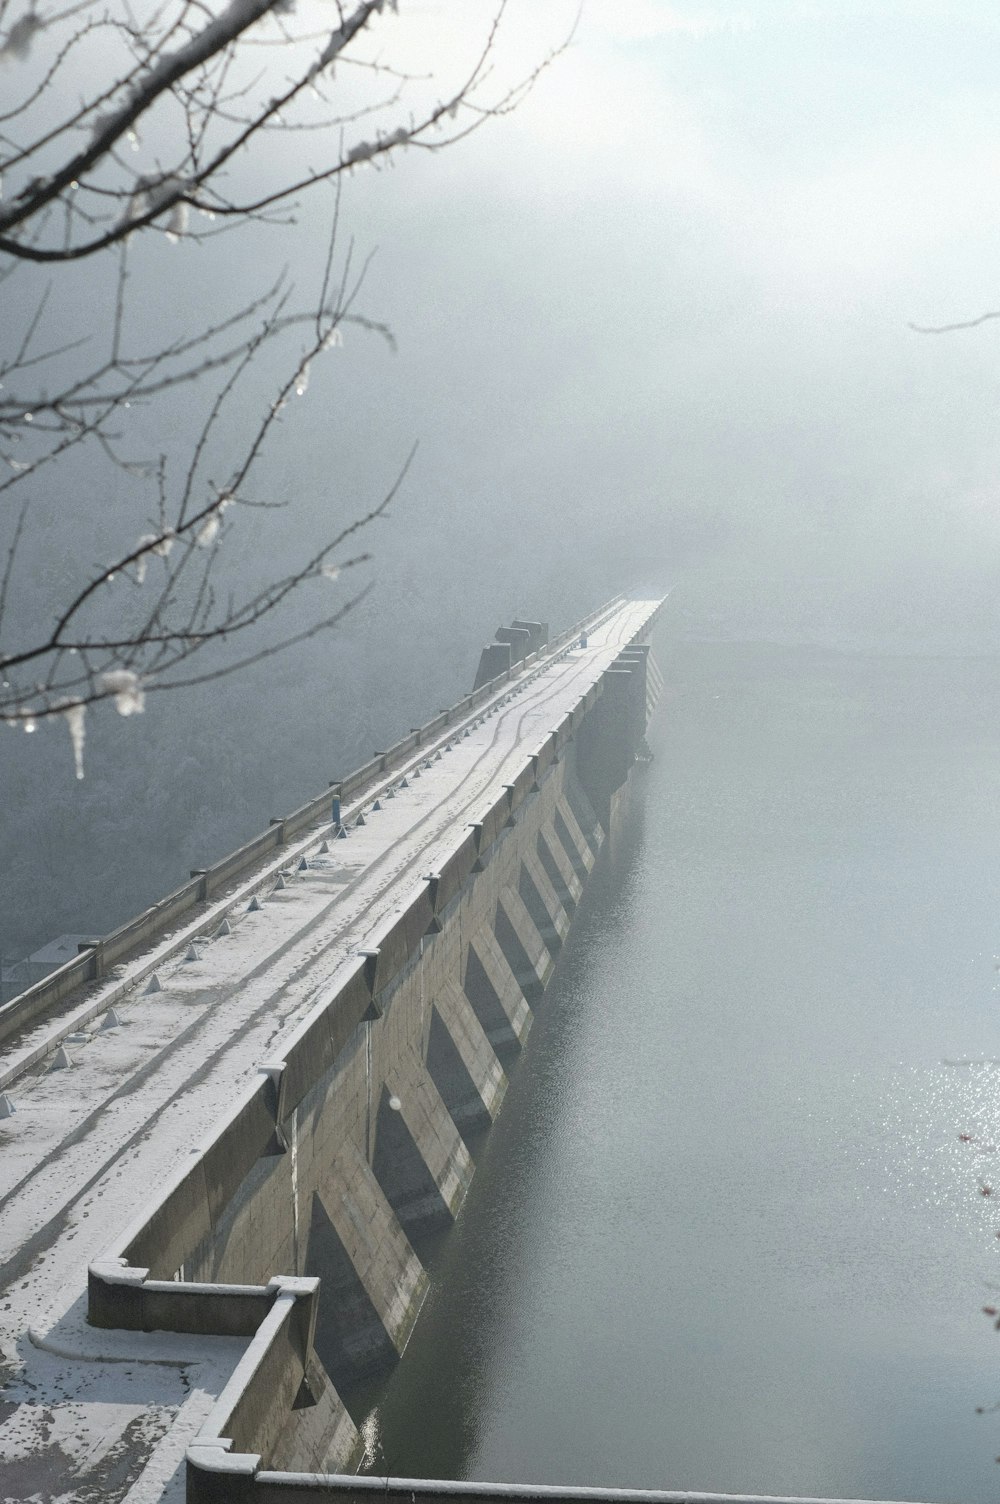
99,670,145,717
194,515,219,548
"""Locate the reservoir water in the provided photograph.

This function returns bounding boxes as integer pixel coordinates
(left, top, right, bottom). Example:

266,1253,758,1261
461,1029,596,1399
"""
361,638,1000,1503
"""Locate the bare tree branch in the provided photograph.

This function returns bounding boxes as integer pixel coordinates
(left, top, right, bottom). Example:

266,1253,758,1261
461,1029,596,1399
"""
910,311,1000,334
0,0,572,772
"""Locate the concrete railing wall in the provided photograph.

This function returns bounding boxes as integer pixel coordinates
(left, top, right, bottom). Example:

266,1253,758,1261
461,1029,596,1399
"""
186,1471,916,1504
0,597,626,1053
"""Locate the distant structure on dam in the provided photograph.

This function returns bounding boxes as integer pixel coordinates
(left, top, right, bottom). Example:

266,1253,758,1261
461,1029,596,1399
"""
0,597,665,1504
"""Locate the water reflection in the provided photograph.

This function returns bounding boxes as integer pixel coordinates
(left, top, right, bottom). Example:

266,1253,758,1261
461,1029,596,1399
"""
361,641,1000,1503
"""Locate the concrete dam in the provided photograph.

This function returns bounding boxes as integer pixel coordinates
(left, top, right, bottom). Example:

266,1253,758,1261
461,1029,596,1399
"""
0,597,676,1504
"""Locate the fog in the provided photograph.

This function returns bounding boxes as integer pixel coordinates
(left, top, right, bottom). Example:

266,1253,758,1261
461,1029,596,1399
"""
4,0,1000,965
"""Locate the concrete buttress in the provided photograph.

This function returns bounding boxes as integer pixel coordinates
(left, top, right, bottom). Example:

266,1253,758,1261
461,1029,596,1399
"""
496,886,553,1000
535,825,584,911
375,1050,474,1240
428,978,507,1131
307,1139,427,1389
519,850,571,951
464,925,533,1059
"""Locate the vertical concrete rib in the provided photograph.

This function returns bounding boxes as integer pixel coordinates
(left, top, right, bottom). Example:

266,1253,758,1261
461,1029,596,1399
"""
519,851,571,951
428,978,507,1131
496,887,552,1000
553,803,596,880
306,1138,427,1392
646,646,664,717
560,779,604,862
464,927,532,1060
374,1051,474,1242
537,825,582,911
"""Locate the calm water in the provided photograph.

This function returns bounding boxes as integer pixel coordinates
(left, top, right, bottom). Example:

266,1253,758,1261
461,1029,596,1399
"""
361,640,1000,1503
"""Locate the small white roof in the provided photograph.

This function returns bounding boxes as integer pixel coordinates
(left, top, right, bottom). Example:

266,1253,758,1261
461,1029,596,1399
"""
26,933,102,966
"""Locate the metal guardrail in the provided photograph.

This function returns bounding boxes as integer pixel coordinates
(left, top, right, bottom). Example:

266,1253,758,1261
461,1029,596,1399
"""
0,596,628,1051
245,1479,924,1504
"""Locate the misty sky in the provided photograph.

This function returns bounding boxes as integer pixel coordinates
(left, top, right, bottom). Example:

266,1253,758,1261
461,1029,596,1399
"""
13,0,1000,648
296,0,1000,646
6,0,1000,958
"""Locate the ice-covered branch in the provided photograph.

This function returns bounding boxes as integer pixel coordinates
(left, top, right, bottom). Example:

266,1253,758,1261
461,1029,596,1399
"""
0,0,571,774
